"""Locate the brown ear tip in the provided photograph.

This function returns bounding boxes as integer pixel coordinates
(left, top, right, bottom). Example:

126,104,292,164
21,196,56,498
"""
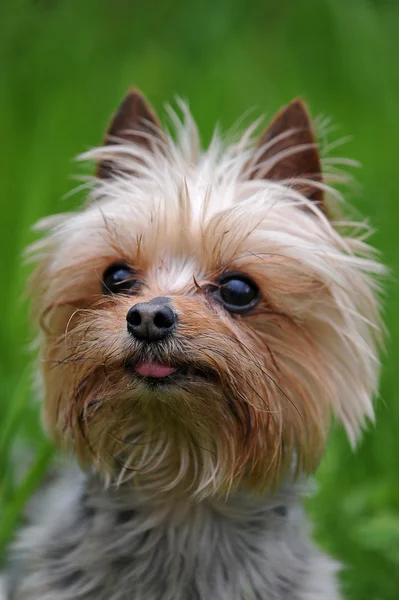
111,89,138,119
114,88,149,115
126,86,145,99
120,87,145,107
289,97,307,107
286,97,312,119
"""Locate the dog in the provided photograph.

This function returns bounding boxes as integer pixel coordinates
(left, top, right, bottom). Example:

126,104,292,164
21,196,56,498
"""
6,89,384,599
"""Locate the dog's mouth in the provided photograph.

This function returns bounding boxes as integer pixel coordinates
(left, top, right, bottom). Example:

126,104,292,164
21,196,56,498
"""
126,358,217,387
134,362,178,379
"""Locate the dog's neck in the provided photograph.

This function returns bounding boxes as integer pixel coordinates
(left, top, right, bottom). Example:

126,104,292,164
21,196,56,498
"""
11,468,340,599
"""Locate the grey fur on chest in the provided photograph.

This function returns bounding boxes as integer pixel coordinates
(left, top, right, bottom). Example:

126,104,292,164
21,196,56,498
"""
7,469,340,600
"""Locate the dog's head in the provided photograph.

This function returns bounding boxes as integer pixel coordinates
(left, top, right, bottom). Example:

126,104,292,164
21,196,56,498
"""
29,90,384,497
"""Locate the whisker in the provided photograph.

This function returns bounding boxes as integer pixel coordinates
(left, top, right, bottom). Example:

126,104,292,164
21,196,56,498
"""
234,337,303,422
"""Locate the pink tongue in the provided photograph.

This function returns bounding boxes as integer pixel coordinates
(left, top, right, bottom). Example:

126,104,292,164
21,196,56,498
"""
134,362,177,378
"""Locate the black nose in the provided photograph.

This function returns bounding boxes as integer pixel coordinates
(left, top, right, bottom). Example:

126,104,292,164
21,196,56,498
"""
126,297,176,342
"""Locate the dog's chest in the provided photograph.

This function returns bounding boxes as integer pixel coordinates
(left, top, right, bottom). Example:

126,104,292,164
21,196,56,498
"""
11,475,315,600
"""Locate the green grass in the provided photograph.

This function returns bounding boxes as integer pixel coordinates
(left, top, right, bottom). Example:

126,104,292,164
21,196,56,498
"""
0,1,398,597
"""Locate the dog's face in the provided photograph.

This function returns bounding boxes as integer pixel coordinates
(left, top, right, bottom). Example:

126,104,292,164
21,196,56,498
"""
29,90,383,497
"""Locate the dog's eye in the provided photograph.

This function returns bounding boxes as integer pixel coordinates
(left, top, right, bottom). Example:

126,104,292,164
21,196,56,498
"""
216,273,259,312
102,263,141,295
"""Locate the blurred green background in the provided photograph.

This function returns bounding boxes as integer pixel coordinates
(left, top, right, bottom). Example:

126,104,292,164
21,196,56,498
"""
1,0,398,597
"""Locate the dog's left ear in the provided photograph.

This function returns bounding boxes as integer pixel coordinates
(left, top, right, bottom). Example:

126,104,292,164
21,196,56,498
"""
248,98,323,207
96,88,164,179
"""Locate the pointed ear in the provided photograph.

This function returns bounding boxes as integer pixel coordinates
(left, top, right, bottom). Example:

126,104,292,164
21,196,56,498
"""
96,88,164,179
249,98,323,206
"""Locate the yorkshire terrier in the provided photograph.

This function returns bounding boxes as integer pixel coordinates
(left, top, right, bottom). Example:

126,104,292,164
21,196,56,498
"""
6,89,383,599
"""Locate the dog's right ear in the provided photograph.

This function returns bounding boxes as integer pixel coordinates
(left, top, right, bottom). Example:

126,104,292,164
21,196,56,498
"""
96,88,164,179
247,99,324,209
